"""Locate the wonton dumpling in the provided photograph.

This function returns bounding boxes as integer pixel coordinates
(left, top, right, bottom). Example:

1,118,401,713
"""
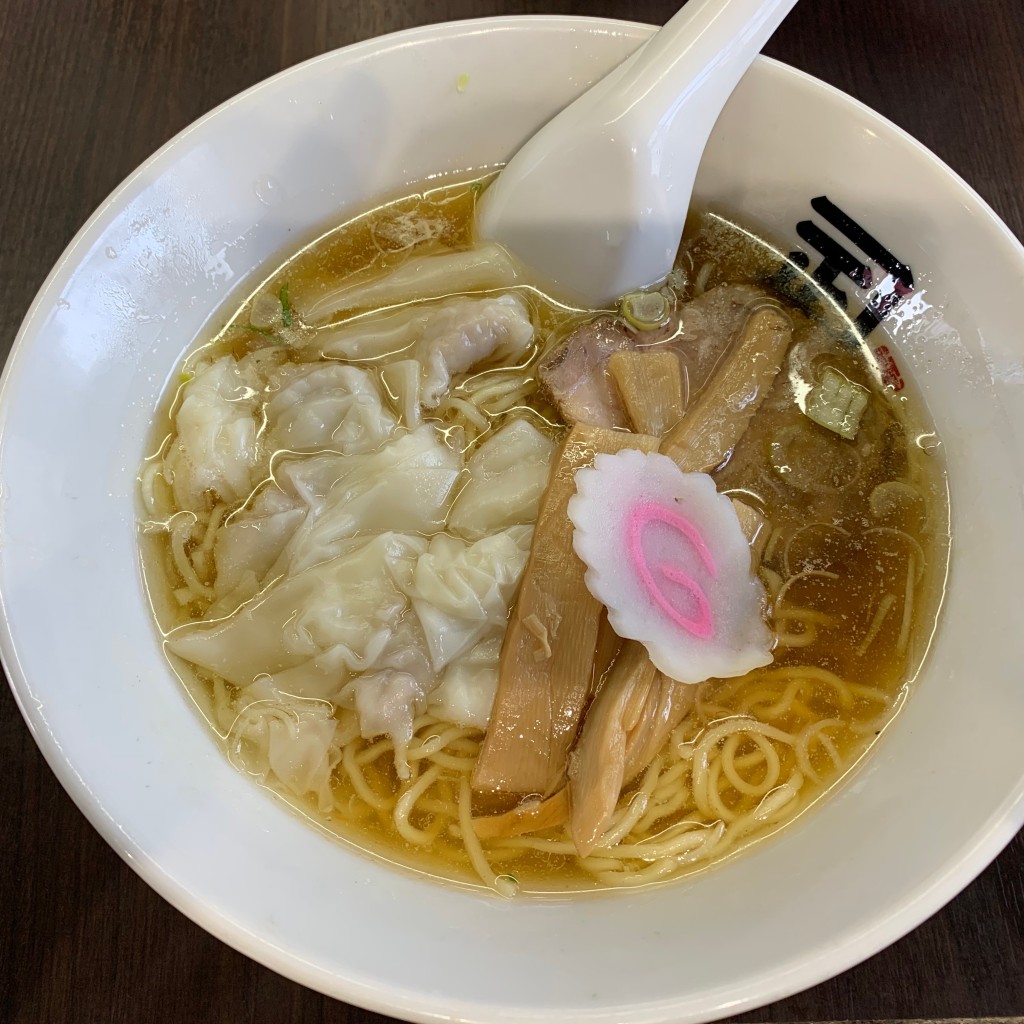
203,570,261,622
268,613,436,705
274,451,349,508
341,669,427,778
417,293,534,408
168,532,427,687
281,424,462,574
315,305,432,361
448,418,556,539
164,356,261,510
228,680,340,812
428,633,502,729
282,615,435,775
403,525,533,672
212,486,306,599
265,363,397,454
306,243,521,323
256,641,376,703
263,707,338,812
372,613,435,690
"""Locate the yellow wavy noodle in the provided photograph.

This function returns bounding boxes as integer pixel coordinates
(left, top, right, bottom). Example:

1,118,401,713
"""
304,658,897,894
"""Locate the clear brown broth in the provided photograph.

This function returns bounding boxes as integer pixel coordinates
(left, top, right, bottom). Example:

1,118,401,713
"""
140,178,949,894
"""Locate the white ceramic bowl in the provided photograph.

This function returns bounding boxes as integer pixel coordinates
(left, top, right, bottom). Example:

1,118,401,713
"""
4,16,1024,1024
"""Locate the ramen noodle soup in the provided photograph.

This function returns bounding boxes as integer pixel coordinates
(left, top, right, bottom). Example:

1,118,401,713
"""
139,178,949,895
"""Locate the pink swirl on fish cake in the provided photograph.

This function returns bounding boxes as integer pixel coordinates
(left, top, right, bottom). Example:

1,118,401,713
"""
626,502,717,639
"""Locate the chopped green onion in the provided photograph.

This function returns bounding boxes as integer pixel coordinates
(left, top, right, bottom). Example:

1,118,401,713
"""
179,371,193,384
805,366,869,440
620,290,670,331
456,73,470,93
494,873,520,898
278,282,293,327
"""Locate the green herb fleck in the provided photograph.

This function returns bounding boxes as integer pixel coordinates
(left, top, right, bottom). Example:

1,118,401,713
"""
456,73,470,94
469,181,485,196
234,322,277,339
278,282,293,327
179,371,193,384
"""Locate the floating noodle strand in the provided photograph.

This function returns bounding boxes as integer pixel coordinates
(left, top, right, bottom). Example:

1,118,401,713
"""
597,762,662,848
694,261,715,296
635,786,692,833
747,665,854,706
898,555,916,654
168,513,215,601
782,522,850,578
762,524,786,564
856,593,897,657
759,566,784,600
704,758,737,822
773,607,838,626
864,527,927,582
775,620,817,648
422,751,477,772
191,502,229,579
459,776,518,897
848,683,890,705
794,719,844,783
461,375,529,407
614,820,722,862
774,569,840,613
721,732,780,796
342,742,394,811
438,395,490,432
394,765,443,845
407,725,476,761
592,858,681,888
355,737,394,766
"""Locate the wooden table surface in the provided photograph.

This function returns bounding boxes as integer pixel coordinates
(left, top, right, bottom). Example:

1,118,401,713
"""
2,1,1022,1022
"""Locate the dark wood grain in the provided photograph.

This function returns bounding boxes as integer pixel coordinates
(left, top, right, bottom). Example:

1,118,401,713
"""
1,2,1022,1022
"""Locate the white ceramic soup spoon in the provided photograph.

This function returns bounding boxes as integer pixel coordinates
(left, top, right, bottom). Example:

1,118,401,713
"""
478,0,799,308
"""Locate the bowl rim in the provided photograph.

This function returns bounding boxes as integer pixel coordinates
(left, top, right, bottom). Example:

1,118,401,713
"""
3,14,1024,1024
